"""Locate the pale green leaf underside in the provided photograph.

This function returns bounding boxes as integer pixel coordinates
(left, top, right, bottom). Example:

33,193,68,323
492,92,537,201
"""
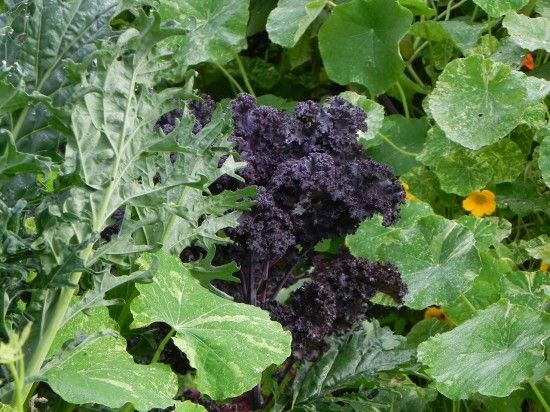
131,252,291,400
503,12,550,52
418,301,550,399
318,0,412,95
43,334,178,410
428,55,535,150
471,0,529,17
159,0,248,66
267,0,327,48
175,401,208,412
340,91,385,141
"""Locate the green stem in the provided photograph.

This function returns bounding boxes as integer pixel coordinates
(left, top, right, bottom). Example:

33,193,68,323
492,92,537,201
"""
408,41,429,63
470,5,478,22
12,107,29,142
379,133,417,157
528,380,550,412
235,55,255,96
7,362,24,412
150,328,175,364
214,62,245,94
406,63,428,90
394,82,410,118
460,294,477,313
436,0,468,20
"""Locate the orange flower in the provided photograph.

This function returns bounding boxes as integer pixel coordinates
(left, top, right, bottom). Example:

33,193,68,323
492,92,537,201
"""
541,261,549,272
401,182,416,201
522,53,535,70
424,307,453,326
462,190,496,218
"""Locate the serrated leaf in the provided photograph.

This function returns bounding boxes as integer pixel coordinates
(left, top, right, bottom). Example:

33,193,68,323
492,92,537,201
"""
318,0,412,95
266,0,327,48
428,55,537,150
1,0,118,153
471,0,529,17
503,12,550,52
159,0,249,67
348,204,481,309
42,333,178,410
292,320,414,406
130,252,291,400
418,301,550,399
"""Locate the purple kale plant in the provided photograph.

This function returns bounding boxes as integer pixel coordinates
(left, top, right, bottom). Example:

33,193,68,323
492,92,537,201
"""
219,94,406,359
159,94,406,361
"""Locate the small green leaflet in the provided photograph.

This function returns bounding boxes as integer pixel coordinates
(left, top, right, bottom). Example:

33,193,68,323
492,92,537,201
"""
159,0,249,67
503,12,550,52
42,333,178,410
418,301,550,399
347,201,481,309
318,0,412,96
471,0,529,17
130,252,291,400
266,0,327,48
428,55,539,150
175,401,208,412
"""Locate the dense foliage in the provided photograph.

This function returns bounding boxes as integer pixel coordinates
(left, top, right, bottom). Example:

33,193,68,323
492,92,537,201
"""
1,0,550,411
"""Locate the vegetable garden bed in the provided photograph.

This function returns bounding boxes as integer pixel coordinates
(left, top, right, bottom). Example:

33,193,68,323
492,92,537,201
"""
0,0,549,411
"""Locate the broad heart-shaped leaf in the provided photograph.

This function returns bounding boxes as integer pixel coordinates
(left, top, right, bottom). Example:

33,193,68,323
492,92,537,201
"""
292,320,414,407
347,202,481,309
159,0,248,67
471,0,529,17
418,301,550,399
540,133,550,187
318,0,412,96
456,216,512,250
266,0,327,48
503,12,550,52
130,252,291,400
417,126,524,195
428,55,538,150
0,0,118,153
42,333,178,410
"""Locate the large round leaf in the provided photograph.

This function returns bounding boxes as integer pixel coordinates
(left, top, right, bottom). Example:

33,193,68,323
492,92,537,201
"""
471,0,529,17
428,55,532,150
503,12,550,52
318,0,412,95
266,0,327,48
418,301,550,399
130,252,291,400
43,334,178,410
